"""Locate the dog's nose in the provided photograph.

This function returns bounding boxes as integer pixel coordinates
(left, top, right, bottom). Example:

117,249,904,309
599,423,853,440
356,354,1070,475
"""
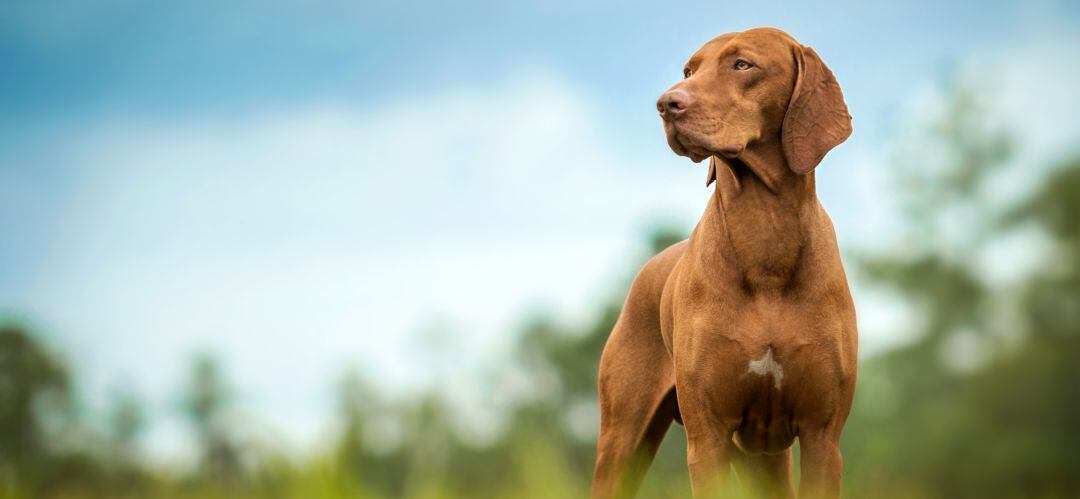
657,89,692,120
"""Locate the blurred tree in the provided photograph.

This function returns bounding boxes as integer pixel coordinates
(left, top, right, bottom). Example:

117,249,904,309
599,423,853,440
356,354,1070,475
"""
333,368,409,497
0,324,71,492
335,370,370,482
182,353,244,486
106,387,144,458
843,79,1079,497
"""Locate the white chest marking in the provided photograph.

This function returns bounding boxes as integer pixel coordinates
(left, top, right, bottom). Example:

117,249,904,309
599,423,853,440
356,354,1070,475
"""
747,347,784,390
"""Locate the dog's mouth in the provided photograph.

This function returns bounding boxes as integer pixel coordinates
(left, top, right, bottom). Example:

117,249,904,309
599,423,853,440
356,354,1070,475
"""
664,122,744,163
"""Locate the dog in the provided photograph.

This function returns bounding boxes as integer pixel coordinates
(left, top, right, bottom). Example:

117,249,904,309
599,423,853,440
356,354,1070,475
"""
591,28,856,499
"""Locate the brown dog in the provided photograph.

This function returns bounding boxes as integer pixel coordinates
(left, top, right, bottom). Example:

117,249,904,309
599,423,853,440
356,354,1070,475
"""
592,28,856,499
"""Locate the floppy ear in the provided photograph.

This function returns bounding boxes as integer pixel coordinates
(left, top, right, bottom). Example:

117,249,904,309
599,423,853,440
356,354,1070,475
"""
706,156,717,187
781,45,852,175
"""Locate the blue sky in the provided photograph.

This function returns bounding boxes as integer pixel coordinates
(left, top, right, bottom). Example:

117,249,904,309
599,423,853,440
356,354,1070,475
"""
2,0,1079,460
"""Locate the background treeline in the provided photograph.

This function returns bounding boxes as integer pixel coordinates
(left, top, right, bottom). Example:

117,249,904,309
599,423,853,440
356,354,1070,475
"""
2,80,1077,498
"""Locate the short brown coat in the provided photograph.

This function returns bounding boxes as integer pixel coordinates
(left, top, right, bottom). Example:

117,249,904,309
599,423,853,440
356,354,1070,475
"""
593,27,856,499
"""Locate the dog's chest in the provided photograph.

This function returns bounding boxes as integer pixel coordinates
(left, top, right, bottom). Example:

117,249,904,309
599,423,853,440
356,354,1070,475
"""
730,345,806,455
678,288,850,402
746,347,784,389
729,340,827,455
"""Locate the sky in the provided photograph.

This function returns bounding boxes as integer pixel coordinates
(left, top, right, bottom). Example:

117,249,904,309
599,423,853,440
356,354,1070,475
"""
2,0,1079,460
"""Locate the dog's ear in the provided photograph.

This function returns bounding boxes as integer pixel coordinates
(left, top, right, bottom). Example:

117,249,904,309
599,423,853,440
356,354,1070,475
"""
706,156,717,187
782,45,852,175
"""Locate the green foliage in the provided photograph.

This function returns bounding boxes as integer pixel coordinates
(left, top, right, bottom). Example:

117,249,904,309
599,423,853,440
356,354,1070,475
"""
843,83,1079,498
183,353,246,486
0,324,72,495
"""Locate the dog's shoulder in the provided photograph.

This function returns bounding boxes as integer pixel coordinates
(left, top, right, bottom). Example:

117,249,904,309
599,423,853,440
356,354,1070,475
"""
625,239,689,306
640,239,688,280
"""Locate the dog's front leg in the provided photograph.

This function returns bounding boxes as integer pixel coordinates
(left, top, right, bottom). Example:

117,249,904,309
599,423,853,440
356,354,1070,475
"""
797,426,843,499
677,380,740,499
683,416,738,498
673,323,746,497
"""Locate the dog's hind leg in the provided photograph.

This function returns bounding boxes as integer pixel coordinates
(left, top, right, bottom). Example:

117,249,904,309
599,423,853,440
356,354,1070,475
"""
592,241,686,499
592,316,677,499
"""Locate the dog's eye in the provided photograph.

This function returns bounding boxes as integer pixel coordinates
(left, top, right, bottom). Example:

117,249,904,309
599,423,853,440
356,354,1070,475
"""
734,59,753,70
683,67,692,79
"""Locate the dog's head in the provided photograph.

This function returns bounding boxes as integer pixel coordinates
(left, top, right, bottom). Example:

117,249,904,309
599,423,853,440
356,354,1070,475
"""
658,28,851,181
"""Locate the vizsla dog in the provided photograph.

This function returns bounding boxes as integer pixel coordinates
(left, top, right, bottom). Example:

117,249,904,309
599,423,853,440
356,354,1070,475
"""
592,28,856,499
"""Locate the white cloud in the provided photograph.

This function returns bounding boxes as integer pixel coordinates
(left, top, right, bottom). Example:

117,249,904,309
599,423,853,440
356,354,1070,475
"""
9,68,706,459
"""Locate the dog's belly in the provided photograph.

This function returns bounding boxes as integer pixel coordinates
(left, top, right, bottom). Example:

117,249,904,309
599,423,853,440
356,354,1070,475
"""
732,374,797,455
734,421,795,456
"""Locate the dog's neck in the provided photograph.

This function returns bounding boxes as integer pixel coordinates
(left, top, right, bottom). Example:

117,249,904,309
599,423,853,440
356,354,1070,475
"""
696,139,820,292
